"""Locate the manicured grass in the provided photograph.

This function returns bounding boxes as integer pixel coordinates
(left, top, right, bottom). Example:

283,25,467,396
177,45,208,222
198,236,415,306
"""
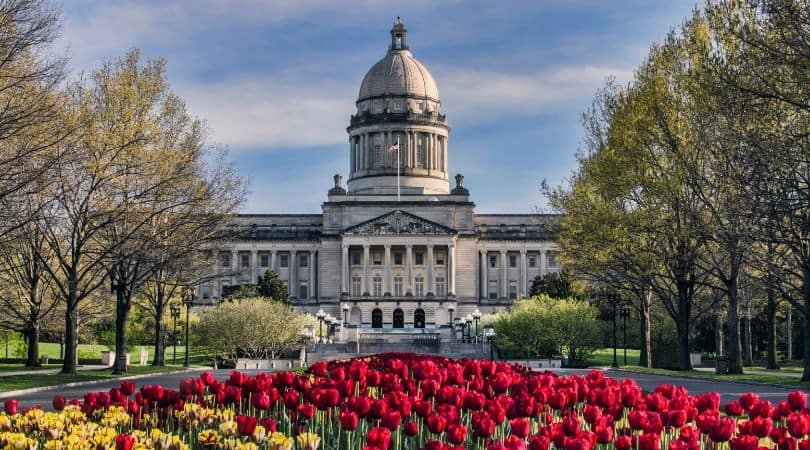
616,365,810,387
35,342,211,365
0,364,59,372
588,348,640,367
0,365,184,393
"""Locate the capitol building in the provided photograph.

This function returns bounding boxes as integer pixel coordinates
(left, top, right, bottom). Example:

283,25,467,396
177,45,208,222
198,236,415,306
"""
204,19,560,343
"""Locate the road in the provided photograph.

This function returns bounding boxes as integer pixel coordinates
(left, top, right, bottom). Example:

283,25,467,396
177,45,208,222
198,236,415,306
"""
0,367,806,409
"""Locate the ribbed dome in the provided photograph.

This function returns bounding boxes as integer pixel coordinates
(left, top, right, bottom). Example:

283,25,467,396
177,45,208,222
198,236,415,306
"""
358,49,439,101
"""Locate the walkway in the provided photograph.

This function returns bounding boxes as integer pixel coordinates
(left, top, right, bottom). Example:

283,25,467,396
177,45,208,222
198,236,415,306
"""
0,365,108,378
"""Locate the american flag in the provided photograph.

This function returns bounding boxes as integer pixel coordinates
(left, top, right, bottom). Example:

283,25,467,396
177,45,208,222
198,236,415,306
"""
387,143,399,152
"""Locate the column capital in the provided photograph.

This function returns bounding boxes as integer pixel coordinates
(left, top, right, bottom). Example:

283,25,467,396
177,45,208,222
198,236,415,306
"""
427,244,434,249
520,249,527,255
363,244,370,249
500,249,507,255
342,244,349,250
405,244,412,249
384,244,391,249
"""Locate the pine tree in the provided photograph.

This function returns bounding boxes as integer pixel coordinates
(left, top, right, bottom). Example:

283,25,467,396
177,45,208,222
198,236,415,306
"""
257,269,291,304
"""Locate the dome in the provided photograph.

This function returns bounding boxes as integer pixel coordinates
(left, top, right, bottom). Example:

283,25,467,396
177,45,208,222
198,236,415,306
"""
358,50,439,101
357,18,439,102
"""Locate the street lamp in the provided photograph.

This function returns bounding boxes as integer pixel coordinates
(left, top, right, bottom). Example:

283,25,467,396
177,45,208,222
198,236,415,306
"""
485,328,496,360
607,291,619,368
316,309,325,343
619,304,631,366
464,315,473,342
183,288,197,368
473,309,482,343
447,304,456,341
170,304,181,365
342,304,350,325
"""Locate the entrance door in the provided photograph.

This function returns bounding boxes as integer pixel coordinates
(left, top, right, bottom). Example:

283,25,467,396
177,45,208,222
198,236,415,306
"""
414,308,425,328
393,308,404,328
371,308,383,328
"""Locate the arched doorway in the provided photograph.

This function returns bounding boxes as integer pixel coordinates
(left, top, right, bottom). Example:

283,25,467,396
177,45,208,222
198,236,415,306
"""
393,308,404,328
371,308,383,328
414,308,425,328
349,307,362,325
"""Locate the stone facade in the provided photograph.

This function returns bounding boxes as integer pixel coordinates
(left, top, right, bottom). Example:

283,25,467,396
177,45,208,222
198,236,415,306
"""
204,19,561,340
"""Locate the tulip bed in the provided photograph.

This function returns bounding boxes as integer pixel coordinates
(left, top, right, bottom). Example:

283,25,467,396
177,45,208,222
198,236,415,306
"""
0,353,808,450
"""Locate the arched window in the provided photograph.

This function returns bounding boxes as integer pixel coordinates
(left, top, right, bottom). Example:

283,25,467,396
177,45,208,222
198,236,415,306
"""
393,308,404,328
371,309,383,329
414,308,425,329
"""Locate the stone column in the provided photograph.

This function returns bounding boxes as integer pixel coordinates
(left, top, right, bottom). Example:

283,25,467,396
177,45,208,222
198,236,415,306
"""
270,250,277,272
448,243,456,296
340,245,348,295
480,251,488,299
290,250,298,299
360,134,366,170
427,245,434,295
520,249,527,298
500,250,507,299
540,249,548,276
363,244,371,295
384,244,392,295
405,244,413,294
250,249,258,283
310,250,317,300
231,250,238,284
428,133,434,170
350,137,355,174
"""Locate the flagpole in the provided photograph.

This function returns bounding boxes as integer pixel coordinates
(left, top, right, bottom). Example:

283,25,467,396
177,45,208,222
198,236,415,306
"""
397,136,401,202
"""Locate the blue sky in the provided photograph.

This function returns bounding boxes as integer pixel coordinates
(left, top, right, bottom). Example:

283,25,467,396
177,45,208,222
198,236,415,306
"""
57,0,697,213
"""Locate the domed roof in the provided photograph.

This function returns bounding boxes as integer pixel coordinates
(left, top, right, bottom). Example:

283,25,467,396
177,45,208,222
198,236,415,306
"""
358,20,439,102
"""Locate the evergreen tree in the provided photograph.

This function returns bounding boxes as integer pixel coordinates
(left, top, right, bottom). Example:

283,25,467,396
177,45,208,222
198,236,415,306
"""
257,269,291,304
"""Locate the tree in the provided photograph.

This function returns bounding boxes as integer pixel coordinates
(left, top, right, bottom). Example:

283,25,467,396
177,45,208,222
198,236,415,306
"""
528,271,576,299
257,269,291,304
194,297,306,361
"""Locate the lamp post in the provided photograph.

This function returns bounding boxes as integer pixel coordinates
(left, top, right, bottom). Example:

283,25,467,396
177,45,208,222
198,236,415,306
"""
316,309,325,343
464,315,473,343
485,328,495,360
473,309,482,343
342,304,349,324
619,304,630,366
447,303,456,341
170,304,181,365
609,291,618,368
183,288,196,368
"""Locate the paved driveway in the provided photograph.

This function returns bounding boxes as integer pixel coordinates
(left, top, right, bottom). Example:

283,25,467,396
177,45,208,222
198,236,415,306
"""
1,367,806,409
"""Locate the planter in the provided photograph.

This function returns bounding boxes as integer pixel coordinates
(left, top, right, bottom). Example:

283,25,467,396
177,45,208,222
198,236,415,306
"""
39,356,49,365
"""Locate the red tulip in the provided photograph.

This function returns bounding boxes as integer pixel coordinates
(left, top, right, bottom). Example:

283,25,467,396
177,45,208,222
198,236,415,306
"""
427,413,448,434
52,395,66,411
251,391,271,410
115,434,135,450
447,422,467,445
787,413,810,438
503,435,528,450
729,436,759,450
595,425,613,444
750,417,773,438
119,380,136,396
638,432,660,450
511,417,531,438
298,402,316,419
228,370,247,387
739,392,759,411
381,411,401,431
491,372,511,393
350,396,372,417
724,401,744,417
709,418,735,442
404,420,419,436
529,434,551,450
140,385,164,402
788,391,807,411
615,435,633,450
200,371,215,386
235,415,257,436
3,399,17,415
472,411,496,439
366,426,392,450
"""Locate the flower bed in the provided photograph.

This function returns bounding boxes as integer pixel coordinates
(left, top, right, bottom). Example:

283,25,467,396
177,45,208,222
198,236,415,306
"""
0,353,808,450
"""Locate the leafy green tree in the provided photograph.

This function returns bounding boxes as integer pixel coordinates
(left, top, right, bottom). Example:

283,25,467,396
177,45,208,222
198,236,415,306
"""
528,271,576,299
257,269,291,304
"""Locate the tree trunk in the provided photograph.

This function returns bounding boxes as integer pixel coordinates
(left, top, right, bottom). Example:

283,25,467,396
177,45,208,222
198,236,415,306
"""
61,295,79,375
152,293,166,366
801,265,810,382
638,289,652,368
112,287,131,374
715,309,724,356
765,284,780,369
744,307,753,366
24,325,40,367
675,280,693,371
726,276,744,374
787,305,793,361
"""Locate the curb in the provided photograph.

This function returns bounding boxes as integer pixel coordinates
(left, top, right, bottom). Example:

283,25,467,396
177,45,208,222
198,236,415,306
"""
608,368,808,391
0,368,203,400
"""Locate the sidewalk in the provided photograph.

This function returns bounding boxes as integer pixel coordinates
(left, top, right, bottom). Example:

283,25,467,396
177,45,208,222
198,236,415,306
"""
694,367,803,378
0,365,112,377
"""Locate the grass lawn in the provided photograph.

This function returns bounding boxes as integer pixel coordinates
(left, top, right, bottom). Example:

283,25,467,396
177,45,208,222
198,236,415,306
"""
0,365,185,393
588,348,640,367
616,365,810,387
0,364,59,373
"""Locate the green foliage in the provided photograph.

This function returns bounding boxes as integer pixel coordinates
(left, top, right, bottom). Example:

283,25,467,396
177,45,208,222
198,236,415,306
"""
492,295,601,366
221,284,257,299
529,271,577,299
257,269,291,304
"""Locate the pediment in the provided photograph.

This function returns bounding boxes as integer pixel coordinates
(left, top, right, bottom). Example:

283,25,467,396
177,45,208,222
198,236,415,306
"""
343,210,456,236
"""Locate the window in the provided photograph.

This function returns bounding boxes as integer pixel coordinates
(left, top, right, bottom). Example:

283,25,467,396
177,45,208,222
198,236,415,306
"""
395,36,402,50
415,252,424,265
394,276,403,297
351,251,361,266
375,144,383,167
299,280,308,300
488,280,498,299
414,309,425,329
393,309,404,328
529,256,537,268
414,277,424,297
373,251,382,266
220,252,231,269
394,251,403,265
509,280,518,300
435,252,445,266
548,252,558,268
372,309,383,329
435,277,445,297
260,254,269,268
416,139,426,168
372,275,382,297
489,255,498,268
509,254,517,268
240,254,250,268
299,254,308,268
279,254,289,268
351,276,362,297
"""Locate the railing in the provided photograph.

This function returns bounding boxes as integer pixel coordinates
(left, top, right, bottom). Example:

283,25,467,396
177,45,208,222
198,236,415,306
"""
349,111,448,127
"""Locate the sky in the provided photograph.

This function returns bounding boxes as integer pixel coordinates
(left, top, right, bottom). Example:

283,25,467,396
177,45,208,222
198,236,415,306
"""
56,0,698,214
